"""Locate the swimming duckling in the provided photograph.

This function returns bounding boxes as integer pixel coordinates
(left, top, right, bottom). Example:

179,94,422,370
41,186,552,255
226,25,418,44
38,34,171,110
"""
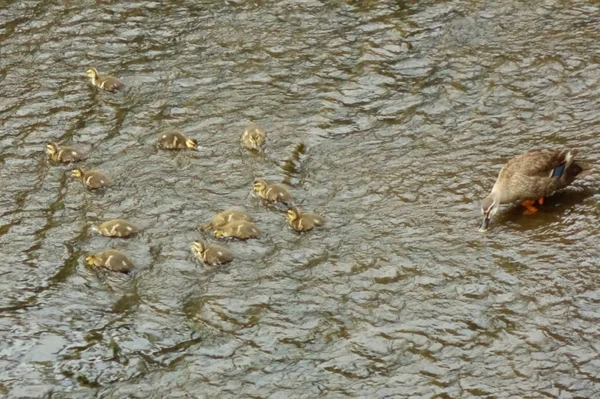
85,249,134,273
287,207,324,232
253,178,294,204
241,125,266,151
96,219,140,238
214,220,261,240
86,68,124,92
71,168,112,189
157,130,198,150
46,142,86,163
200,210,252,231
191,241,233,266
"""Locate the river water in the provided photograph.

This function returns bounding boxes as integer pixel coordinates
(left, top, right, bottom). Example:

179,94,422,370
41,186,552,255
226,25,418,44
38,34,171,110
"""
1,0,600,398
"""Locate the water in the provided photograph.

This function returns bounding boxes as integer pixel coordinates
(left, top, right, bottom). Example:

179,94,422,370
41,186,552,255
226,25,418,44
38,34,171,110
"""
1,0,600,397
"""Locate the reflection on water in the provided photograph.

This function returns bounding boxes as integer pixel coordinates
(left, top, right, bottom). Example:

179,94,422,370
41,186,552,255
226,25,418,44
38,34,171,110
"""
1,0,599,397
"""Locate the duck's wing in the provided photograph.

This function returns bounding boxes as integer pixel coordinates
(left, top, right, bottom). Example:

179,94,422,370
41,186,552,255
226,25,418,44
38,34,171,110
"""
504,149,573,179
100,76,125,91
501,150,578,200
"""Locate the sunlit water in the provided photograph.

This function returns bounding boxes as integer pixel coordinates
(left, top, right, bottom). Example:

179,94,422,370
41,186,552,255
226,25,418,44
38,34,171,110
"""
1,0,600,397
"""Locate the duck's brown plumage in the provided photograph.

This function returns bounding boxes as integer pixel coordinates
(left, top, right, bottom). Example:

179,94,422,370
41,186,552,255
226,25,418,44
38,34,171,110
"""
488,149,589,204
87,68,124,92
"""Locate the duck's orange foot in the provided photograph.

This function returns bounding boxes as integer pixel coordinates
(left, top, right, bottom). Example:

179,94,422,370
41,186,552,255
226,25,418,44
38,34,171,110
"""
521,200,539,215
538,197,544,205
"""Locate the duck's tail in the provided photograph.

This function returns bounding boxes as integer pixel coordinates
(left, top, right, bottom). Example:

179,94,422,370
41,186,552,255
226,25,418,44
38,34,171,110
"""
566,157,592,184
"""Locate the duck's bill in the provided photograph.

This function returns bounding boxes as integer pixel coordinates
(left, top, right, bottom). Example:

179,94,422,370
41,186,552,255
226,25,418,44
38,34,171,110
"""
479,216,490,232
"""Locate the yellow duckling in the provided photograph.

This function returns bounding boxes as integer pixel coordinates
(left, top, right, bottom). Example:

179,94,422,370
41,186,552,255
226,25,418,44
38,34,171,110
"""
253,178,294,204
287,207,324,232
200,210,252,231
86,68,124,92
241,125,266,151
46,142,86,163
71,168,112,189
191,241,233,266
214,220,262,240
85,249,134,273
157,130,198,150
96,219,140,238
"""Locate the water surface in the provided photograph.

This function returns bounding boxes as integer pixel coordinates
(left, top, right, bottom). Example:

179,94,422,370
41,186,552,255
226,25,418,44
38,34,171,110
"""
1,0,600,397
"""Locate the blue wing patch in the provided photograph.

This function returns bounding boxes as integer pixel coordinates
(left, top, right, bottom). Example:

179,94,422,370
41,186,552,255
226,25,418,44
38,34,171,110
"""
551,163,565,178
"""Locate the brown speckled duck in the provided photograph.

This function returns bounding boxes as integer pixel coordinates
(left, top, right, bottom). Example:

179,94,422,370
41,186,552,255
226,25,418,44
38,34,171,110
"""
86,68,124,92
85,249,134,273
46,142,85,163
253,178,294,204
214,220,261,240
481,149,591,231
200,210,252,232
157,130,198,150
241,125,266,151
71,168,112,189
96,219,140,238
191,241,233,266
287,207,324,232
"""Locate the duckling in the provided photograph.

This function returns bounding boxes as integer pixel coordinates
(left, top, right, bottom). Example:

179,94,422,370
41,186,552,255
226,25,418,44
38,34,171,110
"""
214,220,262,240
287,207,324,232
85,249,134,273
86,68,124,92
96,219,140,238
200,210,252,231
253,178,294,204
191,241,233,266
71,168,112,189
46,142,86,163
157,130,198,150
241,125,266,151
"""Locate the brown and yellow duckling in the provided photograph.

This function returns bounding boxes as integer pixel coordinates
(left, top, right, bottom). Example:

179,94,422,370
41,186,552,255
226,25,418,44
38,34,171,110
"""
191,241,233,266
71,168,112,189
46,142,86,163
200,210,252,231
241,125,266,151
86,68,124,92
96,219,140,238
253,178,294,204
85,249,134,273
214,220,262,240
157,130,198,150
287,207,324,232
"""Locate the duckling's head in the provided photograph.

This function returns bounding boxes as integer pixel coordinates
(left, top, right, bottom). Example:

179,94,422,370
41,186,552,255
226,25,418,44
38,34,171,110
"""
86,68,99,79
191,241,206,256
244,127,264,150
71,168,84,179
85,254,96,266
287,207,301,222
45,142,58,156
253,179,267,193
185,138,198,149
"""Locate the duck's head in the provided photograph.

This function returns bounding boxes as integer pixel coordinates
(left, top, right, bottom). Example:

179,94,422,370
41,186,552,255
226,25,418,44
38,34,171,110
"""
480,192,500,232
185,138,198,149
245,127,264,150
86,68,99,79
253,179,267,193
191,241,206,256
71,168,84,179
287,207,300,222
46,142,58,156
85,254,96,266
